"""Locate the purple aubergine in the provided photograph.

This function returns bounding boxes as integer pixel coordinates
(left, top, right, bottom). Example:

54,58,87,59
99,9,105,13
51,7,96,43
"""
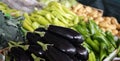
47,25,84,45
46,46,73,61
75,45,89,60
26,32,45,44
9,47,33,61
44,31,76,55
35,27,46,32
27,45,45,58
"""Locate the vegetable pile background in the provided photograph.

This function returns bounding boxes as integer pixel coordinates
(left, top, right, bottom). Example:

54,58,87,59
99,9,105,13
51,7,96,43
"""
0,0,120,61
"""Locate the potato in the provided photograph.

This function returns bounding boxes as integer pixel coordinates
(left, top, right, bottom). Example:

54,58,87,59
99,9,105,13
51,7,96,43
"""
95,17,104,23
99,21,109,28
111,17,118,25
107,25,117,30
85,6,92,13
112,29,118,35
116,24,120,30
117,31,120,37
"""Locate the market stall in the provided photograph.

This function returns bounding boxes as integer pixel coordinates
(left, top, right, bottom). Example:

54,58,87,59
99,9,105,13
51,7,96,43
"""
0,0,120,61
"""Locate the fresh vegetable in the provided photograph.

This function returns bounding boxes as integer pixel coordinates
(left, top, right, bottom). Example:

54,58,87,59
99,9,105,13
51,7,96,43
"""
47,25,84,45
0,11,24,49
26,32,45,45
46,46,73,61
27,45,46,58
8,47,33,61
75,45,89,60
88,51,96,61
44,31,77,55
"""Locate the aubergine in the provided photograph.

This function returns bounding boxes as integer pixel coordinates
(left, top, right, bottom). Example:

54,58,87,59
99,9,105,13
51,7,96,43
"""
44,31,76,55
70,56,79,61
26,32,45,44
46,46,73,61
47,25,84,45
9,47,33,61
27,45,45,58
75,45,89,60
35,27,46,32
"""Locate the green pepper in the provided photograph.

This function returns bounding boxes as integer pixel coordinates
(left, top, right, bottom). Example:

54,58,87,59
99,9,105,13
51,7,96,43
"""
93,32,110,47
105,31,116,48
85,37,99,52
100,43,107,61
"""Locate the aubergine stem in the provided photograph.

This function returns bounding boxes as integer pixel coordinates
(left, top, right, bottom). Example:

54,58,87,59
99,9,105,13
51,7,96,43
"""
31,53,45,61
37,41,51,51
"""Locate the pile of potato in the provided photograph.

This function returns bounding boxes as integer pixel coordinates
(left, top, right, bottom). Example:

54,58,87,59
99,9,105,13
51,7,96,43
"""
71,3,120,36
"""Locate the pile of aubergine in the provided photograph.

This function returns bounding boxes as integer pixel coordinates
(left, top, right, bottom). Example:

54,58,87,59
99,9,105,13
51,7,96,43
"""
8,25,89,61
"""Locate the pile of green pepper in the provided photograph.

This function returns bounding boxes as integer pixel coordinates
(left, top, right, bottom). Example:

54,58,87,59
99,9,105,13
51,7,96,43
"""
22,1,81,32
74,20,120,61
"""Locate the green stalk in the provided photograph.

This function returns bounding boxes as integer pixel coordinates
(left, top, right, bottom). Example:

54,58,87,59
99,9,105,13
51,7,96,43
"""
85,37,99,52
37,41,51,51
100,43,107,61
105,31,116,48
88,20,96,35
93,32,110,47
31,53,45,61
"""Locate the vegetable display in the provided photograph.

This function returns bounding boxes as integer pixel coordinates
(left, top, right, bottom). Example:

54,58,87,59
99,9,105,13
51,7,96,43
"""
7,25,89,61
21,1,120,61
0,1,120,61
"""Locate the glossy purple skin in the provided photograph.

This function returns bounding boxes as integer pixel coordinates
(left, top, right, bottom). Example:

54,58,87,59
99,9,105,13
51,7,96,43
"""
26,32,46,44
28,45,45,58
10,47,33,61
48,25,84,45
75,45,89,60
46,46,73,61
44,32,77,55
